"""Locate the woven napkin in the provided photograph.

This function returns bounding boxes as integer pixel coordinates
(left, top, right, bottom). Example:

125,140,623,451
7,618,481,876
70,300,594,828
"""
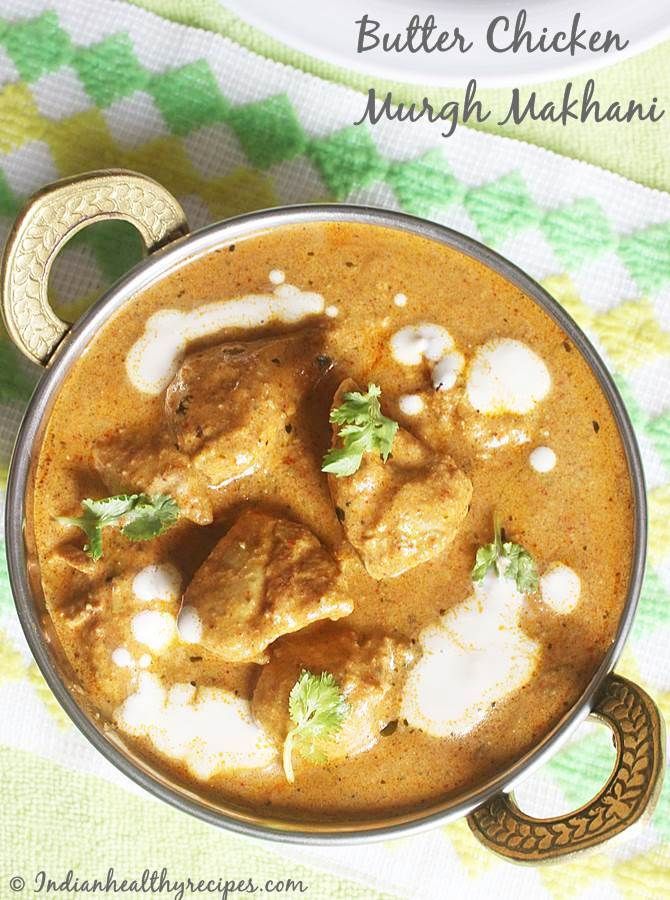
0,1,669,897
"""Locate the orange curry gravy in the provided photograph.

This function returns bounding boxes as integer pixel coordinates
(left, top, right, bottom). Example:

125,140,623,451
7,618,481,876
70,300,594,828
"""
32,221,633,822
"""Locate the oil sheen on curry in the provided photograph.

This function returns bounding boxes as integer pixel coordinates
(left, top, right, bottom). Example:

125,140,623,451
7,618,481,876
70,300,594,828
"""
32,221,633,821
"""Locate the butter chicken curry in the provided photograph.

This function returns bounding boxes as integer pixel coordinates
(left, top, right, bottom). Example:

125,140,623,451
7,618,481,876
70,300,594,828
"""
32,221,633,820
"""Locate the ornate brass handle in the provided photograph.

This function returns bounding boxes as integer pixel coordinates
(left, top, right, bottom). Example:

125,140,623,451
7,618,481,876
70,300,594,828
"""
468,674,665,863
1,169,188,366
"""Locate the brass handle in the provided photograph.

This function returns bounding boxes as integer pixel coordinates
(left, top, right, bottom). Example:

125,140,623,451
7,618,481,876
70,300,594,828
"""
468,674,665,863
1,169,188,366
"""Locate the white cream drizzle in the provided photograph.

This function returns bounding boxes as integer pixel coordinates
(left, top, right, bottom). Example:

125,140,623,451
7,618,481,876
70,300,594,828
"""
398,394,424,416
177,605,203,644
390,323,464,395
114,673,277,778
468,422,530,455
530,446,557,472
112,647,134,668
132,564,181,603
463,418,530,459
402,570,540,737
112,648,152,671
485,428,529,449
131,610,176,652
391,323,453,366
540,564,581,613
466,338,551,415
393,293,407,307
125,284,325,395
432,351,465,391
325,305,339,318
269,269,285,285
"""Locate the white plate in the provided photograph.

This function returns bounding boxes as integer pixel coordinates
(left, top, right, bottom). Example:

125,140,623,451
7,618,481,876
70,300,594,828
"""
223,0,670,86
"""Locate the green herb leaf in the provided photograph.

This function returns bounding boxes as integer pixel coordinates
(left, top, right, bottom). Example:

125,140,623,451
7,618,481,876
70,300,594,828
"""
503,542,539,594
57,509,105,561
57,494,138,561
81,494,139,521
471,514,539,594
322,383,398,478
57,493,179,561
282,670,348,783
471,542,499,583
122,494,180,542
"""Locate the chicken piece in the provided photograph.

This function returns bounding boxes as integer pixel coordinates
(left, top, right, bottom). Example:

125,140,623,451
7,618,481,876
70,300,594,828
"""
165,333,319,488
328,379,472,580
93,435,212,525
50,543,99,576
252,623,416,763
180,510,353,663
53,577,105,628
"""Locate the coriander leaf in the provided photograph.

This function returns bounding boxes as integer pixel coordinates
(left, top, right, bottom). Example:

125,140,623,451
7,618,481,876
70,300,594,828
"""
122,494,180,542
57,492,179,560
57,510,105,561
82,494,139,522
471,514,538,594
322,383,398,478
503,542,539,594
282,669,348,783
471,542,499,583
471,514,504,585
321,436,368,478
57,494,139,560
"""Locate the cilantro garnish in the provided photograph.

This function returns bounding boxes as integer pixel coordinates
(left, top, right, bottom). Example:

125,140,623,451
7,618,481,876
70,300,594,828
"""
57,493,179,561
282,669,348,783
471,514,539,594
322,383,398,478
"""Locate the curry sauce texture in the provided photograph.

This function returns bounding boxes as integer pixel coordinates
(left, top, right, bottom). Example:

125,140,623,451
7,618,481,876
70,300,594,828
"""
32,221,634,822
